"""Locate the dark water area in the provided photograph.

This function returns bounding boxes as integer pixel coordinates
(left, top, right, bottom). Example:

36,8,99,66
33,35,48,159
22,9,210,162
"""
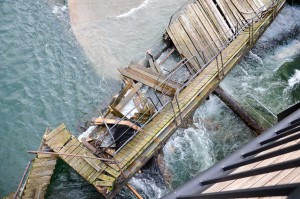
0,0,119,197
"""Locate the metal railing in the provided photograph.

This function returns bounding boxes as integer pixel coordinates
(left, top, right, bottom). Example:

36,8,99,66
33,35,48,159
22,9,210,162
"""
13,160,32,199
163,105,300,199
102,0,282,157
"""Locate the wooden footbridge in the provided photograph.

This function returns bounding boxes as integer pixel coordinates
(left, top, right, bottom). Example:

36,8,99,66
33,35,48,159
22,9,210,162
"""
9,0,286,198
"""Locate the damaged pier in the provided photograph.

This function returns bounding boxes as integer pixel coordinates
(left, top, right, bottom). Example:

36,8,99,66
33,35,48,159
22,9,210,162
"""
9,0,286,198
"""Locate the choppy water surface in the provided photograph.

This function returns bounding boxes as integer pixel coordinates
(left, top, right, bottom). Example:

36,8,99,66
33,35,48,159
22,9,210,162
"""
1,0,299,198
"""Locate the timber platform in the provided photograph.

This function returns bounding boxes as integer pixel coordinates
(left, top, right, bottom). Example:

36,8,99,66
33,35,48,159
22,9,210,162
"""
9,0,286,198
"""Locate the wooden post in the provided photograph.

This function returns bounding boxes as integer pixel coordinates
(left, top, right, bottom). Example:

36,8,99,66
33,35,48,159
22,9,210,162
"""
213,86,265,135
126,183,143,199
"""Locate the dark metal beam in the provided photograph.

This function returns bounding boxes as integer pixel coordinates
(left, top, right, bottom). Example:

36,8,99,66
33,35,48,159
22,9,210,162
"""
178,183,300,199
201,158,300,186
275,121,300,135
242,131,300,158
260,126,300,145
223,143,300,171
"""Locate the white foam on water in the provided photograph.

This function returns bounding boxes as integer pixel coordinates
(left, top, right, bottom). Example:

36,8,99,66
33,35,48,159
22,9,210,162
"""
288,69,300,88
116,0,151,18
52,5,68,15
129,177,167,199
270,40,300,71
78,125,96,141
261,5,300,42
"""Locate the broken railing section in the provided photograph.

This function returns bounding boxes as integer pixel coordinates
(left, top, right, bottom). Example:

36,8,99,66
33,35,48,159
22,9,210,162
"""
12,128,58,199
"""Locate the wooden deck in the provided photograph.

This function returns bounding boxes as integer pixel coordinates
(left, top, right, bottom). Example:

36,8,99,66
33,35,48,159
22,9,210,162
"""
43,124,120,196
203,132,300,199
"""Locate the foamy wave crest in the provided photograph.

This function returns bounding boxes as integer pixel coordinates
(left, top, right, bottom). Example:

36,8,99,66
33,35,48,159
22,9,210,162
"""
129,177,167,198
52,5,68,16
116,0,151,18
262,5,300,41
288,69,300,88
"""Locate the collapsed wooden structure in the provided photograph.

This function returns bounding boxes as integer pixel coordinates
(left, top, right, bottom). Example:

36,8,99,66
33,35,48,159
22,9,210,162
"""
9,0,286,198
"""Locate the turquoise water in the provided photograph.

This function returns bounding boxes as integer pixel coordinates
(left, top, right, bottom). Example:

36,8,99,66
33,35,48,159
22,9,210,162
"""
1,1,300,199
0,0,119,196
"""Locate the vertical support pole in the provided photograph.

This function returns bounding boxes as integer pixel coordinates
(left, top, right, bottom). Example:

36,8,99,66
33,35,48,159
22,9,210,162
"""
154,91,163,106
216,54,221,80
175,95,183,123
251,19,254,46
220,50,224,77
248,21,251,47
171,102,178,128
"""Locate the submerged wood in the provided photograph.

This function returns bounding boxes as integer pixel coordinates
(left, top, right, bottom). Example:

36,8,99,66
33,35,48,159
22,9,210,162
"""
213,86,265,135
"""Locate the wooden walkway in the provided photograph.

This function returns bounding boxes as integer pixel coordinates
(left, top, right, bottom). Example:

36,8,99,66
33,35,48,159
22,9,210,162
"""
43,124,120,196
7,0,286,198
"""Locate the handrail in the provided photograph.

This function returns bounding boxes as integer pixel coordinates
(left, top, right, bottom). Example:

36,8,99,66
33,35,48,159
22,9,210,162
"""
14,160,32,199
113,0,282,155
174,0,279,97
115,100,173,154
168,0,196,26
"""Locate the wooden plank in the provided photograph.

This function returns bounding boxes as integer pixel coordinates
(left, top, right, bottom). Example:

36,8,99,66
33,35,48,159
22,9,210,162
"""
149,58,162,74
171,19,202,70
43,123,66,141
129,65,182,88
105,166,120,178
168,23,198,68
95,181,114,187
115,82,143,111
98,174,115,182
129,64,182,89
83,155,104,172
46,129,71,149
32,159,57,168
87,170,99,184
166,28,185,57
178,15,208,64
111,79,133,108
158,48,175,65
65,146,83,163
216,0,236,29
222,0,246,27
119,68,176,96
189,3,224,49
183,6,216,59
79,164,94,179
198,0,232,40
28,170,54,179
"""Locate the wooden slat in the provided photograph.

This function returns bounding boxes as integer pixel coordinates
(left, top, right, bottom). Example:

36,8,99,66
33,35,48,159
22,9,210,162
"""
95,181,114,187
216,0,237,29
46,129,71,149
185,4,218,56
179,14,209,63
168,22,198,68
198,0,232,40
171,20,202,70
119,68,178,96
43,123,66,141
